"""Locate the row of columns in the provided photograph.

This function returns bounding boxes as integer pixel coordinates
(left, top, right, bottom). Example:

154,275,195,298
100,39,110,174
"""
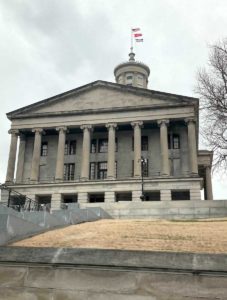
6,118,199,183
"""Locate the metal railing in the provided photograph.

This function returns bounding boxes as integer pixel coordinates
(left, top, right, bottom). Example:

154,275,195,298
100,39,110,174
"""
0,184,40,212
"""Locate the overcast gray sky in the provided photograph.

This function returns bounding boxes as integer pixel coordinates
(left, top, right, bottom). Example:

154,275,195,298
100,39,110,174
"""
0,0,226,198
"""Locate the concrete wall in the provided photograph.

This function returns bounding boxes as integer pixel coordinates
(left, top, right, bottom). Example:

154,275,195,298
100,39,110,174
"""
81,199,227,219
0,247,226,299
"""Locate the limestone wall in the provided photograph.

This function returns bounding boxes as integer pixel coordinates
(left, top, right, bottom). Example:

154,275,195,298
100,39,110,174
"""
0,247,226,299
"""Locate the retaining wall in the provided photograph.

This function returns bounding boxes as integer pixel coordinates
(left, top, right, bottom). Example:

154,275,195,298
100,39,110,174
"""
80,200,227,219
0,247,226,299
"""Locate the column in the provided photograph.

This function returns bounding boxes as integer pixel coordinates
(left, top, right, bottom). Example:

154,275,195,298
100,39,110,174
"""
6,129,19,183
185,118,198,175
51,193,62,211
131,121,143,177
158,119,170,176
55,126,67,182
30,128,43,183
205,166,213,200
80,125,92,180
106,123,117,179
16,134,26,183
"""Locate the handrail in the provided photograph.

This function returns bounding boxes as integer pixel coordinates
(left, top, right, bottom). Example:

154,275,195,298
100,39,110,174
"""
0,183,40,212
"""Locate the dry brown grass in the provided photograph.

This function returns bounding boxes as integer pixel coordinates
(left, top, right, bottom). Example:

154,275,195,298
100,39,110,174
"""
10,219,227,253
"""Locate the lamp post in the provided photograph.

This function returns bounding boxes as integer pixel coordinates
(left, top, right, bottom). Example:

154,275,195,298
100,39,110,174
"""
140,156,147,201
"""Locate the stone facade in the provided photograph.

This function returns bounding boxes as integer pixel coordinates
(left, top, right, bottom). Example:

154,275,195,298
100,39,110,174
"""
3,53,213,209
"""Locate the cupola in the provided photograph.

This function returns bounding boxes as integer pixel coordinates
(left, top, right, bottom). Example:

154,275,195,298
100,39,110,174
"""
114,52,150,88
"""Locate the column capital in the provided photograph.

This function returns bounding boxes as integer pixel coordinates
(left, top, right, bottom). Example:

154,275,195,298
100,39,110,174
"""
185,117,196,124
56,126,68,133
157,119,169,126
106,123,118,130
32,128,43,134
8,129,19,135
131,121,143,128
80,124,93,131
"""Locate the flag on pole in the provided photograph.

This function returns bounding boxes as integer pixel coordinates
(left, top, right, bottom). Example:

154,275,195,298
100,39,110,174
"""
132,28,140,32
134,33,142,37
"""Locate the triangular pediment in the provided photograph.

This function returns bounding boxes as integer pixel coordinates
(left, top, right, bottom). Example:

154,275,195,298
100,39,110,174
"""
7,81,197,119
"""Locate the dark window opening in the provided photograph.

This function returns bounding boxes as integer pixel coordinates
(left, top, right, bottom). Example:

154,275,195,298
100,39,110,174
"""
171,190,190,201
37,195,51,212
126,75,133,80
142,136,148,151
116,192,132,202
41,142,48,156
62,195,77,203
98,139,108,153
64,163,75,181
91,139,97,153
65,140,76,155
168,133,180,149
89,193,105,203
143,191,160,201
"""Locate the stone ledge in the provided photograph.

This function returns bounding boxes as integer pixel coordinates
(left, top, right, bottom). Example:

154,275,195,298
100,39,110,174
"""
0,247,227,273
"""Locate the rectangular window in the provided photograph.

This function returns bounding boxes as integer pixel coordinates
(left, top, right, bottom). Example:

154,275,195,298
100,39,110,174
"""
98,139,108,153
97,161,107,179
142,136,148,151
41,142,48,156
65,140,76,155
64,163,75,181
90,162,96,180
91,139,97,153
171,190,190,201
168,133,180,149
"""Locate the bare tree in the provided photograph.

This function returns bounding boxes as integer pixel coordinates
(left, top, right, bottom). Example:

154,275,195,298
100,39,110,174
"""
196,39,227,170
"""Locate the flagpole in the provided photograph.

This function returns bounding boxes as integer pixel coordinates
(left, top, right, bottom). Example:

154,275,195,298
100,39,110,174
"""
130,28,133,53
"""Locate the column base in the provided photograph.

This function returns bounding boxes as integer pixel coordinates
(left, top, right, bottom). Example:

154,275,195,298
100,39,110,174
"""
5,180,14,185
107,176,116,180
80,177,89,181
29,179,38,184
55,178,64,183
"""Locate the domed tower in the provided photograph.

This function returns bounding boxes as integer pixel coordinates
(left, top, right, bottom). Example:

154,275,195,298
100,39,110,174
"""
114,52,150,89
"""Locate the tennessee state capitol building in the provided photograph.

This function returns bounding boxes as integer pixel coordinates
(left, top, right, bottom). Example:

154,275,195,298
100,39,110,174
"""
3,51,214,210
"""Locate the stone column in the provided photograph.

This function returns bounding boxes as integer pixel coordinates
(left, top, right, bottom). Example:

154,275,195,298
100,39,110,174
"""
80,125,92,180
185,118,198,175
55,127,67,182
16,134,26,183
30,128,43,183
158,120,170,176
5,129,19,183
106,123,117,179
205,166,213,200
131,121,143,177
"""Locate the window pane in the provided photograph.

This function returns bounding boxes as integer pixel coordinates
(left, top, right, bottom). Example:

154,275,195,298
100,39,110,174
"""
90,162,96,180
173,134,180,149
142,136,148,151
64,141,69,155
41,142,48,156
69,140,76,154
98,139,108,153
64,163,75,181
91,139,96,153
98,162,107,179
